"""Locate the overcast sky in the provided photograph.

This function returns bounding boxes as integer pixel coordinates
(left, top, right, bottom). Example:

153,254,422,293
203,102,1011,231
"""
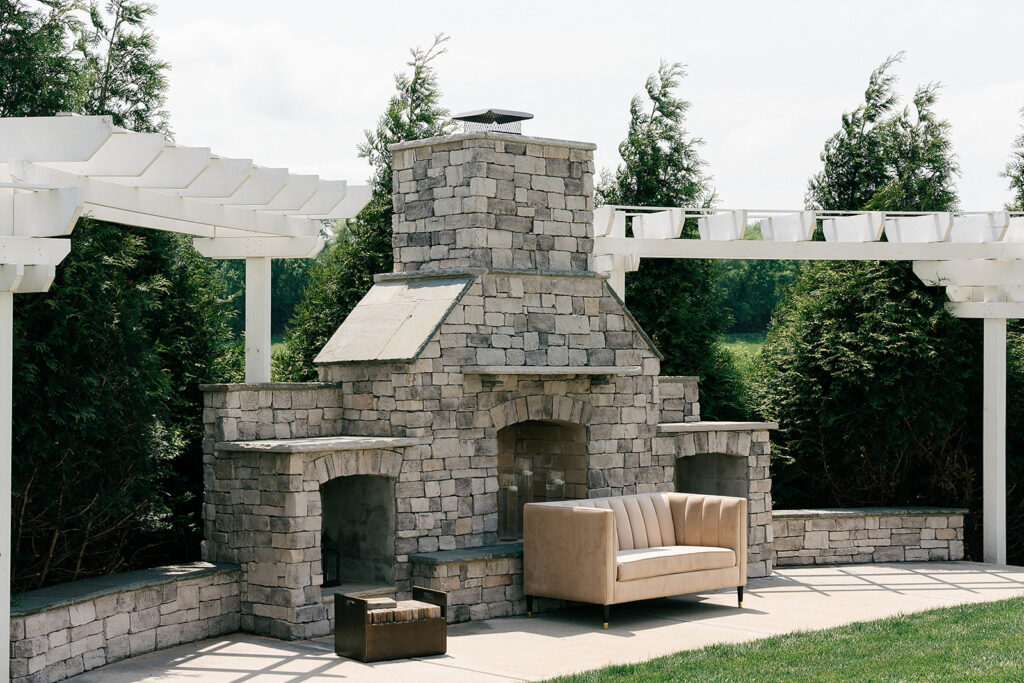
149,0,1024,210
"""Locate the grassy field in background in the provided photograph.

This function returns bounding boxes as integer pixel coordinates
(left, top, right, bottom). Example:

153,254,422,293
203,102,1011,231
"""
721,331,766,357
546,597,1024,682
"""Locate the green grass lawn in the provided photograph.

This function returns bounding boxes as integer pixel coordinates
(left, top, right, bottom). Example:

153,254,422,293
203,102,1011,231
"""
546,597,1024,682
721,331,766,357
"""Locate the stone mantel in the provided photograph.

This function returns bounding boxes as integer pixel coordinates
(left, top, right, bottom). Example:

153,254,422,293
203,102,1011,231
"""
214,435,426,453
657,421,779,433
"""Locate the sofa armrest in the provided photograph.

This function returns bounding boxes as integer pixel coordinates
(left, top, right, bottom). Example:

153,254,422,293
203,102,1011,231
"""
523,504,615,605
669,493,748,585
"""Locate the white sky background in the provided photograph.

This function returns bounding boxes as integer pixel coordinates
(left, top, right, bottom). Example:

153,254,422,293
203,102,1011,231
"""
150,0,1024,210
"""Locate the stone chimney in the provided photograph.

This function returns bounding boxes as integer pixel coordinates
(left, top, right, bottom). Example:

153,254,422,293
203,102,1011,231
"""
389,132,596,273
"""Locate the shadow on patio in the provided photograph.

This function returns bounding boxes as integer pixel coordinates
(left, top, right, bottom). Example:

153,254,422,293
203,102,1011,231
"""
70,561,1024,683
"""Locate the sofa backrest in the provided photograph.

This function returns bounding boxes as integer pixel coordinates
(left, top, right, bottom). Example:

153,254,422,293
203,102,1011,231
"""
533,492,745,552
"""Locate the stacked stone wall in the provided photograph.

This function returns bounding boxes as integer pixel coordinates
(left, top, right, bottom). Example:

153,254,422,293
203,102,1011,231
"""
657,376,700,423
201,382,343,443
408,545,529,623
10,563,239,683
772,509,966,566
390,133,595,273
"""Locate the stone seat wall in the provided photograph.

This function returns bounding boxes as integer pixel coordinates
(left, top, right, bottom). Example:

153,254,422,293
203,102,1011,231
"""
772,508,967,566
9,563,239,683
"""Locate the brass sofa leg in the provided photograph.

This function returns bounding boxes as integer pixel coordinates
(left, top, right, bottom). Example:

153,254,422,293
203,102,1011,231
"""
602,605,609,630
526,595,533,617
737,586,744,608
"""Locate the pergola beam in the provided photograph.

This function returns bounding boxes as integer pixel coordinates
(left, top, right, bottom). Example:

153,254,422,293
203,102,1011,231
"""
596,236,1024,261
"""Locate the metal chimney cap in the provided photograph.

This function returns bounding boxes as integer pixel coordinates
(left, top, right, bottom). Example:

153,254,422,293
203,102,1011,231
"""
452,109,534,125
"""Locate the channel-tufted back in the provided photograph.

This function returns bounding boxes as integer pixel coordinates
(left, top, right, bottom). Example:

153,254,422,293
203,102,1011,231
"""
538,492,745,551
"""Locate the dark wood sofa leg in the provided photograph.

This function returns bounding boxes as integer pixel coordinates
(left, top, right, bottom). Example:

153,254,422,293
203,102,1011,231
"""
602,605,609,630
737,586,744,608
526,595,533,617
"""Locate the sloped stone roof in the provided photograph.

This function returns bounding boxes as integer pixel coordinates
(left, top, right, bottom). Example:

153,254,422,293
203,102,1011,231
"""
314,276,473,364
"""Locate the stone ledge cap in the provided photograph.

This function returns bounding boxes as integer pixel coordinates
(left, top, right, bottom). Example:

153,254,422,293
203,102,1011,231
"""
199,381,341,392
658,421,778,433
409,542,524,566
215,435,427,454
11,562,240,617
390,131,596,152
374,268,608,284
774,507,968,519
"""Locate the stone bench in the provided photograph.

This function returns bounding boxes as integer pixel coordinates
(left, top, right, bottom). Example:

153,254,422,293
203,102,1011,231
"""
10,562,240,683
772,507,967,566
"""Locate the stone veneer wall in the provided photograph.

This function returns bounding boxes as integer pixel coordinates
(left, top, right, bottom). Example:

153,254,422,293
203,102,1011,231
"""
408,544,530,623
10,563,239,683
201,382,343,443
657,376,699,423
652,427,774,578
772,508,966,566
390,132,595,273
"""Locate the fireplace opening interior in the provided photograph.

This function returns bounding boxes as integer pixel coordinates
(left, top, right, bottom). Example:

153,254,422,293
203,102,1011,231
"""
497,419,586,540
675,453,749,498
320,474,395,596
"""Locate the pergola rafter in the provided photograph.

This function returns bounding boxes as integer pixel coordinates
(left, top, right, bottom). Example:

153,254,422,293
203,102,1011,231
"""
0,115,372,679
594,204,1024,573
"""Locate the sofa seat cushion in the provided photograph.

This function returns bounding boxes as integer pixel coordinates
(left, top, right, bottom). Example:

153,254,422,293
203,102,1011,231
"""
616,545,736,582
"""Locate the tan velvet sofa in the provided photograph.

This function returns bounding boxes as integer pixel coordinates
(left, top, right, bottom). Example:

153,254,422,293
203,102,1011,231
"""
523,492,747,628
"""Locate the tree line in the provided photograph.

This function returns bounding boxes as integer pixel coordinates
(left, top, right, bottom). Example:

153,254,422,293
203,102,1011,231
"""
3,0,1024,591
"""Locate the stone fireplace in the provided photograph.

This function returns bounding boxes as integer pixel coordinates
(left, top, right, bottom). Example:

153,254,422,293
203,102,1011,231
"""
200,129,776,638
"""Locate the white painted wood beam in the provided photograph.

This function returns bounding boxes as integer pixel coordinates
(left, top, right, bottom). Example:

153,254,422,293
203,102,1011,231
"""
45,131,166,176
214,167,289,205
913,260,1024,288
0,291,12,682
983,317,1007,564
0,236,71,265
173,158,253,198
0,115,114,162
291,180,347,216
193,236,324,259
254,174,319,211
1,187,82,237
244,257,272,383
595,237,1024,261
944,301,1024,318
109,146,212,188
24,165,319,237
319,184,372,219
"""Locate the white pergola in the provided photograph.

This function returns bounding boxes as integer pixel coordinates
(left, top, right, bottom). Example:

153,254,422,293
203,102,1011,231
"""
0,115,370,678
594,206,1024,571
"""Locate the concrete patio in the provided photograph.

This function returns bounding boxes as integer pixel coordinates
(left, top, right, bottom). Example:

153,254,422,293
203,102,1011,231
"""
69,561,1024,682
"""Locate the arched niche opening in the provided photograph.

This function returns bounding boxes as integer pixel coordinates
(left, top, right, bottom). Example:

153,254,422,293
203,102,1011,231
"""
675,453,749,499
320,474,395,592
496,419,586,540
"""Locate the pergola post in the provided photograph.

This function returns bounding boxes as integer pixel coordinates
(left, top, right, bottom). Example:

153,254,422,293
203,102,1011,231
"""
245,256,272,384
0,292,12,682
983,316,1007,564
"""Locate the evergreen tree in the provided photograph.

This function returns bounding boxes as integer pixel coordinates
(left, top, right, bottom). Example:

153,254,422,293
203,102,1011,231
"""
754,56,981,520
597,61,744,419
0,0,85,117
277,34,455,381
1002,107,1024,211
4,0,238,588
78,0,169,133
